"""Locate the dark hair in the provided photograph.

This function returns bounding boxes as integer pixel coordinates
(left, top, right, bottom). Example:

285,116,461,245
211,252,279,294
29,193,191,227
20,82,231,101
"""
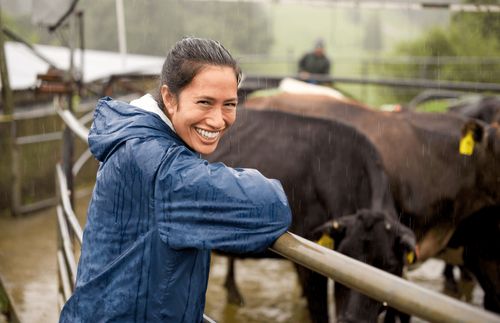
155,37,242,109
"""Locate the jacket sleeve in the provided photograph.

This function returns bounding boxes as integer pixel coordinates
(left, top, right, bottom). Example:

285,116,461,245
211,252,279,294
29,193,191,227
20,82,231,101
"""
154,145,292,254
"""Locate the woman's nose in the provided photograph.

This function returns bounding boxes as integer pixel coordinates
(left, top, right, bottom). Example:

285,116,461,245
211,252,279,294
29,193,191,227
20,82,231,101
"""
206,107,225,128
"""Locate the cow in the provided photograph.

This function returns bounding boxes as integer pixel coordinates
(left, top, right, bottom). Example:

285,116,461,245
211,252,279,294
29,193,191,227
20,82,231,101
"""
243,91,500,313
444,95,500,312
207,108,416,323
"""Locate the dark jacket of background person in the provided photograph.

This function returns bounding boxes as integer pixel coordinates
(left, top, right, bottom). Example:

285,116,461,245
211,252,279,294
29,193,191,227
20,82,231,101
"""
298,51,330,75
59,96,292,322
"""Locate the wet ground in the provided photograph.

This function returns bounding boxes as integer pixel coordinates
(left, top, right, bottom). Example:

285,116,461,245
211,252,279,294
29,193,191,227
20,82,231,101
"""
0,207,58,323
204,254,484,323
0,192,89,323
0,194,486,322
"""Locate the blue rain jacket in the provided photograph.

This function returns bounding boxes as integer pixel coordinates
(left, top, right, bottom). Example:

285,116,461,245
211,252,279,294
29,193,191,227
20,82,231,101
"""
59,97,291,322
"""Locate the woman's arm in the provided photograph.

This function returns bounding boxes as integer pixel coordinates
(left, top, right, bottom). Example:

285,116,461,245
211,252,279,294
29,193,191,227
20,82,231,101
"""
154,145,292,253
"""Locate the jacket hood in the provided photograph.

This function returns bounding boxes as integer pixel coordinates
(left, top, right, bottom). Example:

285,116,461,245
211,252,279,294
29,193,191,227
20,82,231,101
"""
89,97,180,162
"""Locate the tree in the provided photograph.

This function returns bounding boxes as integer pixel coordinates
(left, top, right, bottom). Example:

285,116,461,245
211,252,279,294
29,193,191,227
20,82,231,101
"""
384,5,500,102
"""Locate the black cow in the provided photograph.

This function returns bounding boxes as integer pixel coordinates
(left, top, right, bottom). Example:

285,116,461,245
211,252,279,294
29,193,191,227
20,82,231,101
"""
207,108,416,323
244,92,500,313
444,206,500,313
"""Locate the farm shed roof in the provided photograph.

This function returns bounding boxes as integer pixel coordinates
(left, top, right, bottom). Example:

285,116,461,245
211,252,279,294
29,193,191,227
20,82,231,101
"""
2,41,164,90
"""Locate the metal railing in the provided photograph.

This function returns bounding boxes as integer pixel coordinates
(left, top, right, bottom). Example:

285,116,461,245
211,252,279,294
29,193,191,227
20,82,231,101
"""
56,164,82,306
271,233,500,323
54,98,87,309
240,54,500,79
54,95,500,323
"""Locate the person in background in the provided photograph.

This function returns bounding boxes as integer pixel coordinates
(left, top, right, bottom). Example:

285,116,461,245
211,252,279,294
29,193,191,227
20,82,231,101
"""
298,38,331,82
59,37,291,322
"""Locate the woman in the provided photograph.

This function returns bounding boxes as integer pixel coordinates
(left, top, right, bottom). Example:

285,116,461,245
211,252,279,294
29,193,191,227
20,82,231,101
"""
60,37,291,322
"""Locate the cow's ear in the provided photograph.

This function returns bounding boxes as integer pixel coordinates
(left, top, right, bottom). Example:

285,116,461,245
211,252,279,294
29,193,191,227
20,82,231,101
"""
329,218,349,249
397,230,418,266
313,219,346,250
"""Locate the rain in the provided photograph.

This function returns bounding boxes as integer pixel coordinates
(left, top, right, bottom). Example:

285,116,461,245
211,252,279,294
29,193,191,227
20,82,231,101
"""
0,0,499,322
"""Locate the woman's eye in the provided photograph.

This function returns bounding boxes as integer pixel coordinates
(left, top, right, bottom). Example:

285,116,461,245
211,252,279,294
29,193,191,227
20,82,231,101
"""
197,100,210,106
224,102,237,109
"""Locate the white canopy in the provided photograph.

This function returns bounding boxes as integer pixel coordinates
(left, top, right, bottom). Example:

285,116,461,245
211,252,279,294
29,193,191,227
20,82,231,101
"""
3,41,164,90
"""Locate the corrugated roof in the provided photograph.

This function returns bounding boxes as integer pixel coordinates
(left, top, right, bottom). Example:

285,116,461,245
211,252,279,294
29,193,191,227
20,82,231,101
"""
3,41,164,90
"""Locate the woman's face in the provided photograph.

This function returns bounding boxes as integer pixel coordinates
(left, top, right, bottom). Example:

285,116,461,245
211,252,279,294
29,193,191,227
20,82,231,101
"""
162,65,238,155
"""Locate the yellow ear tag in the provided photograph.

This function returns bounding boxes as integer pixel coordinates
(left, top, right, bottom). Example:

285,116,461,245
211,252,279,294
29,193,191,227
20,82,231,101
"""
317,233,334,250
406,251,415,265
459,130,475,156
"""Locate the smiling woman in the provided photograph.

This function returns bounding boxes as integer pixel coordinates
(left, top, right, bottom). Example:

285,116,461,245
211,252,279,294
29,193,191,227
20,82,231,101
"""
161,65,238,155
155,37,241,155
58,37,292,323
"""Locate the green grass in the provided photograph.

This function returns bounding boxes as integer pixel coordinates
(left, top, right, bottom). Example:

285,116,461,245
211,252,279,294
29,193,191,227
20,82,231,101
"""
413,99,452,113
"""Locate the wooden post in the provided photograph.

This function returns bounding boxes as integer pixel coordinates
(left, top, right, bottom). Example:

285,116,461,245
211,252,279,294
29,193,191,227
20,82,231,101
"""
0,7,20,216
77,10,84,96
62,16,76,207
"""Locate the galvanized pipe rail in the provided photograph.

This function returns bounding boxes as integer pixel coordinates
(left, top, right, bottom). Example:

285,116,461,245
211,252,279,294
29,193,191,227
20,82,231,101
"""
55,162,83,310
54,100,89,310
56,165,84,244
272,232,500,323
56,102,500,323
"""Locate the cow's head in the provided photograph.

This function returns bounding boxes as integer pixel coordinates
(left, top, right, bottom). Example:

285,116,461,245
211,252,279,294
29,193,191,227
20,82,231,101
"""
449,96,500,125
314,209,416,323
460,120,500,203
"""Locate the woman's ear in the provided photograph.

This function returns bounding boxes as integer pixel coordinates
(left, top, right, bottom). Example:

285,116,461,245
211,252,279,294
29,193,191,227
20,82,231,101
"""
160,85,176,116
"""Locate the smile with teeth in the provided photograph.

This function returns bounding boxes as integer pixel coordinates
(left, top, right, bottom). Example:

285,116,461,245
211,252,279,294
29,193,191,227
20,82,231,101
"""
195,127,222,140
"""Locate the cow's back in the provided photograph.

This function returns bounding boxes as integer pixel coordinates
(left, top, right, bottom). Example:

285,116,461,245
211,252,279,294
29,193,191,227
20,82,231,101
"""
244,93,491,235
